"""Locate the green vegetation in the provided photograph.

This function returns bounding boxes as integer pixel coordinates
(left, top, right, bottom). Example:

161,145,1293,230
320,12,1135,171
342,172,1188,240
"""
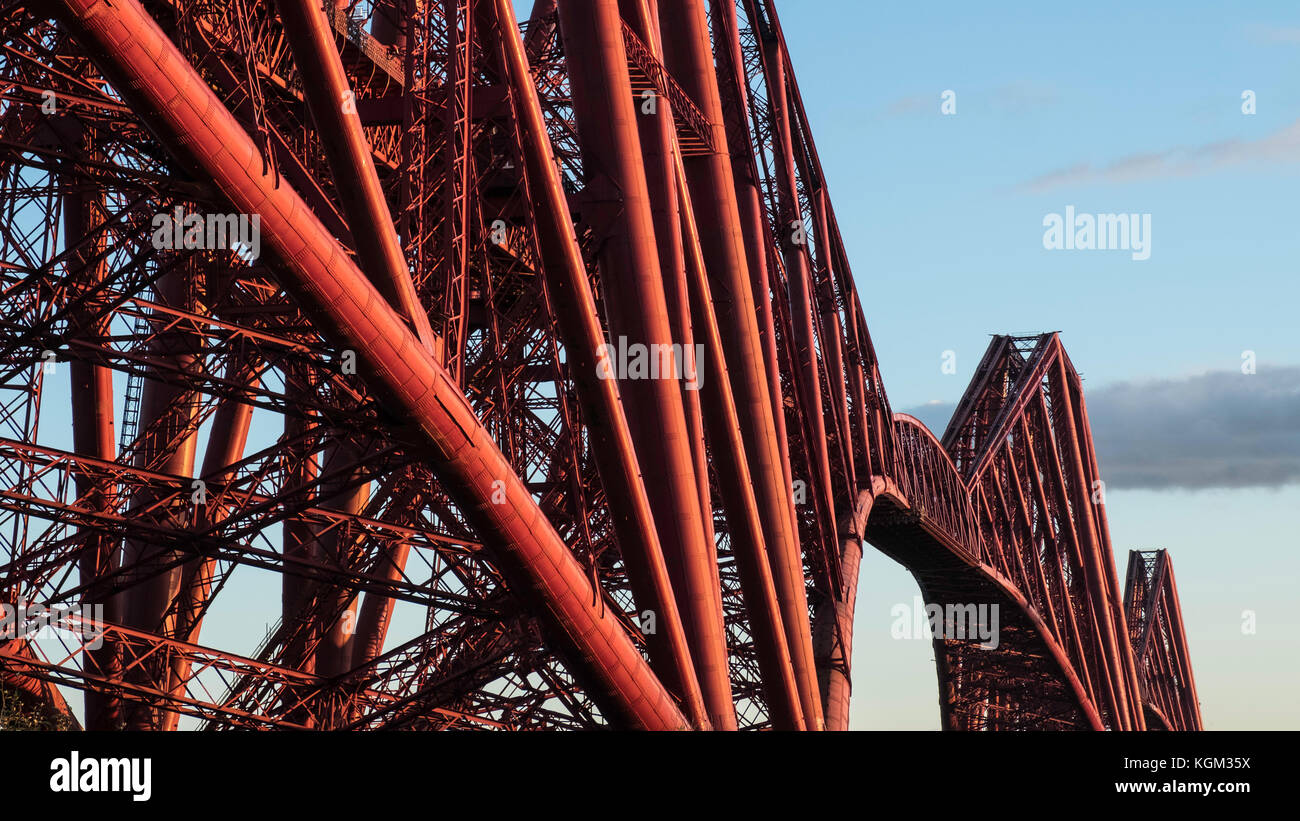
0,682,74,731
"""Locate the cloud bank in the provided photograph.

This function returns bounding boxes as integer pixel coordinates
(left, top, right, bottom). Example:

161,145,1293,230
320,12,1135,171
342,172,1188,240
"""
905,367,1300,491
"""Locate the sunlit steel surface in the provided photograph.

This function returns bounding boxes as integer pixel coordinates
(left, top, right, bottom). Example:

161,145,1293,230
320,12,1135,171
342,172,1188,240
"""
0,0,1201,731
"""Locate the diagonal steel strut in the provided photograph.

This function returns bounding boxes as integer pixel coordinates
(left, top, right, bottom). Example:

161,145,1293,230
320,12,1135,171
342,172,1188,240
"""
271,0,437,354
50,0,688,730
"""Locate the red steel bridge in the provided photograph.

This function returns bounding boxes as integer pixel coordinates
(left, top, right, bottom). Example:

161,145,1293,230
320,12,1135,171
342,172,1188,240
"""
0,0,1201,731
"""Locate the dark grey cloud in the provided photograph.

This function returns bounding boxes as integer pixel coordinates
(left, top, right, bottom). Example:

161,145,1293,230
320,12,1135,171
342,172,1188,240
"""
904,367,1300,491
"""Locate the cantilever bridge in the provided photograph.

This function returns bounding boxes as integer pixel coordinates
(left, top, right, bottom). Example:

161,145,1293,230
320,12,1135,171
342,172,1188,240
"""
0,0,1200,730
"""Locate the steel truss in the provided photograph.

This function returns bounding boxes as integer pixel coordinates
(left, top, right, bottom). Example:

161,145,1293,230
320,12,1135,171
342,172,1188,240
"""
0,0,1200,731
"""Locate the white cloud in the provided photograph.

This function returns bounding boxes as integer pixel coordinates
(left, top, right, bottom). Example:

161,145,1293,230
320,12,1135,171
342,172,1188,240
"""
1017,118,1300,192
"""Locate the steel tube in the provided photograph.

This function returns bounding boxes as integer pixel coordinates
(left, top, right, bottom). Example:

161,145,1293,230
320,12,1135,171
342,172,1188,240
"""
496,0,708,728
675,156,806,730
62,134,123,731
162,365,259,731
622,0,720,609
272,0,435,352
660,0,823,730
763,40,836,544
53,0,688,730
556,0,734,729
708,0,797,525
813,490,871,730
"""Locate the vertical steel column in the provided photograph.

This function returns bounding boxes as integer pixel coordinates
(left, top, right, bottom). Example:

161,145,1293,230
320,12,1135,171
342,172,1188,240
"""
813,490,871,730
314,440,370,680
762,40,836,542
281,365,321,696
810,187,855,489
660,0,824,729
708,0,797,515
675,158,806,729
496,0,707,728
61,129,122,730
622,0,719,600
162,365,258,731
556,0,734,729
118,265,201,729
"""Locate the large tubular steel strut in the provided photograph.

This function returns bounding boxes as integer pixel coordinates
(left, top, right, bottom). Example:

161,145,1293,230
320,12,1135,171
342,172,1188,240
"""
708,0,796,506
160,365,259,731
659,0,824,730
760,35,836,550
673,157,805,729
270,0,436,355
555,0,734,729
619,3,722,714
495,0,708,728
61,129,123,730
117,265,202,729
50,0,688,730
813,491,871,731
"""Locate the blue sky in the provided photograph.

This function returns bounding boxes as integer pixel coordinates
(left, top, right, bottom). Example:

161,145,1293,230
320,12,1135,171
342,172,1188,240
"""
771,0,1300,729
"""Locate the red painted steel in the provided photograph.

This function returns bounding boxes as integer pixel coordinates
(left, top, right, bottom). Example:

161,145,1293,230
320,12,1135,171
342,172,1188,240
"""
761,36,835,550
272,0,436,354
813,491,870,731
495,0,708,728
61,132,122,731
1124,551,1203,730
659,0,824,731
42,0,687,730
674,158,805,729
0,0,1201,731
555,0,734,729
